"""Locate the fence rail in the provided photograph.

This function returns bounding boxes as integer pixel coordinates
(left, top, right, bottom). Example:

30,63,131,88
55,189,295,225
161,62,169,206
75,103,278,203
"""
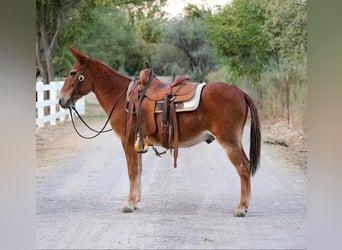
36,81,85,127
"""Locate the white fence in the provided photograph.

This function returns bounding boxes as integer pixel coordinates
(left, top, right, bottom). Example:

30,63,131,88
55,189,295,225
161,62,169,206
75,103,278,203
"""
36,81,85,127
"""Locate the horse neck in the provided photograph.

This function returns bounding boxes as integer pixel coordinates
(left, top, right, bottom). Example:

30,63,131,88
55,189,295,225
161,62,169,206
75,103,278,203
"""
91,65,130,115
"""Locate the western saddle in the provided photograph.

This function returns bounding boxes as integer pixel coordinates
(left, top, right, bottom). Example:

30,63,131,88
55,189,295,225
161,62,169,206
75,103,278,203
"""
125,64,199,167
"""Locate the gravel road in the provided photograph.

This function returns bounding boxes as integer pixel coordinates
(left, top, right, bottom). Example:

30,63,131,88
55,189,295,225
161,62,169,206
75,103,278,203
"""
36,97,307,249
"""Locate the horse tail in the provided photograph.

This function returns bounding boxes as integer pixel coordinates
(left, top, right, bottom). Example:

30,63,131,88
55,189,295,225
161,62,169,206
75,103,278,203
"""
244,94,261,176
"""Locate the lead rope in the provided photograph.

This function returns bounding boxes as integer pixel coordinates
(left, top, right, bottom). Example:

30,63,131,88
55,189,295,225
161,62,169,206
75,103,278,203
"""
69,108,109,139
71,106,112,133
69,87,127,139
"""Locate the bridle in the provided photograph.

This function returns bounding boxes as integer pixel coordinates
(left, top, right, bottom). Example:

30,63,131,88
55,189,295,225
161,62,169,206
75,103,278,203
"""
68,58,128,139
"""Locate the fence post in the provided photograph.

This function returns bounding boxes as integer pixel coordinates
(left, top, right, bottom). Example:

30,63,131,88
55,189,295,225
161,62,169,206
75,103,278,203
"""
57,82,68,122
36,82,45,128
36,80,85,127
76,95,85,115
50,81,57,126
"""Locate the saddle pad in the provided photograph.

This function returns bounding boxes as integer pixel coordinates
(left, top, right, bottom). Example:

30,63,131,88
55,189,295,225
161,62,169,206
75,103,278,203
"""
155,82,206,113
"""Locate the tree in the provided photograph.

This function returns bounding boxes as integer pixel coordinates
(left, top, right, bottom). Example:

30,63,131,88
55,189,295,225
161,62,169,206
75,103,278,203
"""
203,0,307,124
205,0,270,84
151,5,216,81
262,0,307,82
123,0,167,26
184,3,206,19
36,0,97,83
262,0,307,123
36,0,161,83
72,5,145,75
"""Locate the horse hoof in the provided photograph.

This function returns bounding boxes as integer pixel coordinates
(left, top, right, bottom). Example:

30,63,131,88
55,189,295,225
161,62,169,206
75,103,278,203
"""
233,208,247,217
122,205,134,213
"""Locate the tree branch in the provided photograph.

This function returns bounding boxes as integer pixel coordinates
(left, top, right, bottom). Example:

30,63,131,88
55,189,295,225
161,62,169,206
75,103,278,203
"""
63,0,81,12
49,5,64,51
36,33,47,82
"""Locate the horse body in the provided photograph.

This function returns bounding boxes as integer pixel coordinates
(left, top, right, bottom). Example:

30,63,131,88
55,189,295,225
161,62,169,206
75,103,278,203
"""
147,83,245,145
59,47,261,217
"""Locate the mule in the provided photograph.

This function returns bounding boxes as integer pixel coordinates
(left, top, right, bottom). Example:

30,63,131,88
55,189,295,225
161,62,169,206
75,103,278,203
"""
59,46,261,217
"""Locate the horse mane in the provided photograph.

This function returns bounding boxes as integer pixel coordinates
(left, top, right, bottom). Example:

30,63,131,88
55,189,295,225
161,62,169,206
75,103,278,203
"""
87,55,132,88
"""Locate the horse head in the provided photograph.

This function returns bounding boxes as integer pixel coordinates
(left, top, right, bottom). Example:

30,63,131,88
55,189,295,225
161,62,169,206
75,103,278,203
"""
59,46,94,109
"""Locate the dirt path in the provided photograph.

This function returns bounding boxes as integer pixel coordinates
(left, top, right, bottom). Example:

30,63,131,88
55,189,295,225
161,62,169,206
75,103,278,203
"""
36,96,307,249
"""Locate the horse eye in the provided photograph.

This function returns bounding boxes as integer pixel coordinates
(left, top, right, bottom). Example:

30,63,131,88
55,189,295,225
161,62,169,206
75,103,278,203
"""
70,71,77,76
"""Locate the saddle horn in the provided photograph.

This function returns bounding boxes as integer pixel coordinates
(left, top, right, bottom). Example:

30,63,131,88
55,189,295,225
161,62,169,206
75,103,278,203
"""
144,60,150,69
140,61,153,86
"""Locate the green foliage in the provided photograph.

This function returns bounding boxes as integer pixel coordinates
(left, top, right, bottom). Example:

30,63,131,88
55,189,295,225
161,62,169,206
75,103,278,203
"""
36,0,104,82
184,4,207,19
205,0,307,127
205,0,307,85
36,0,167,80
262,0,307,83
136,18,162,44
151,15,216,81
149,43,188,76
70,5,144,76
205,0,270,84
123,0,167,25
37,0,307,127
53,1,98,76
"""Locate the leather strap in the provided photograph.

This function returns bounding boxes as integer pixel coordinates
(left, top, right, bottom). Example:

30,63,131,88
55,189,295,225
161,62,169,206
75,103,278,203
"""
125,86,140,147
162,94,170,148
170,100,178,168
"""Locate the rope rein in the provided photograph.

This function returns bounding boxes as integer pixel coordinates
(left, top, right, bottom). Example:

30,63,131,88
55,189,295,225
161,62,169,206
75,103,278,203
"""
69,87,127,139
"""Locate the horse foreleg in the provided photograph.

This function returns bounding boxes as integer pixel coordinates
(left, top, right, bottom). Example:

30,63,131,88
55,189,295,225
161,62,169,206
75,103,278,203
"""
122,145,141,213
136,153,142,202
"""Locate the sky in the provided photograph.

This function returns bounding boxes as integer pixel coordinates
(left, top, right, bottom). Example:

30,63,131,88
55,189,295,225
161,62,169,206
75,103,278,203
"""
162,0,232,17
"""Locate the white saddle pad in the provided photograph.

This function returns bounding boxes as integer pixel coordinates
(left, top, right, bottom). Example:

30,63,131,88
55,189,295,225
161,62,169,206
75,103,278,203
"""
155,82,206,113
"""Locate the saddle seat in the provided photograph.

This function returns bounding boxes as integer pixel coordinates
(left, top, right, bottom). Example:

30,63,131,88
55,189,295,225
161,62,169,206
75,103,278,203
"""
140,69,195,102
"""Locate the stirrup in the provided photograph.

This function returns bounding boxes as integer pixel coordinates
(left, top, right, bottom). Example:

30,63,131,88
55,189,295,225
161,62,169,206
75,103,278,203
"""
134,135,149,153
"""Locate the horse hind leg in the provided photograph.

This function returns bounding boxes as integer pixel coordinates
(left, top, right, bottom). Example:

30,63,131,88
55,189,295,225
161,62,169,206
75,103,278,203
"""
219,139,251,217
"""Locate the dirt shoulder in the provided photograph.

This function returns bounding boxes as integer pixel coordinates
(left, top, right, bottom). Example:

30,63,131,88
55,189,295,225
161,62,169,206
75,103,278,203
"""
262,119,307,169
36,95,108,171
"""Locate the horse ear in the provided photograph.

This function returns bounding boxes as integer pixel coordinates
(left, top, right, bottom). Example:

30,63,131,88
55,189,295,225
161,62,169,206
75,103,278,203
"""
68,46,86,63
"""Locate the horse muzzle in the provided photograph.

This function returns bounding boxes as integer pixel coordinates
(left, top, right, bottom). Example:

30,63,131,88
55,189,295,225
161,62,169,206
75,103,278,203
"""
58,95,74,109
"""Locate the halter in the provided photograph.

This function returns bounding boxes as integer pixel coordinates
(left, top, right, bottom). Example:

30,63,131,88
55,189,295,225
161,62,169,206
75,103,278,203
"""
68,58,128,139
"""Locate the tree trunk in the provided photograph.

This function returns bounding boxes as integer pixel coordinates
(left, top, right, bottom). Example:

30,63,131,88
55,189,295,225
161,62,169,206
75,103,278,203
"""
37,2,65,83
37,5,54,83
275,52,283,117
36,35,48,84
45,47,55,82
286,74,290,127
256,82,263,109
